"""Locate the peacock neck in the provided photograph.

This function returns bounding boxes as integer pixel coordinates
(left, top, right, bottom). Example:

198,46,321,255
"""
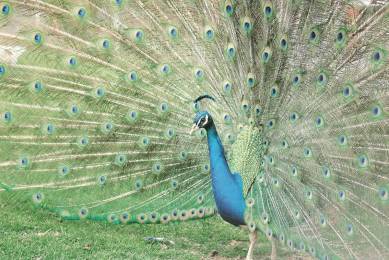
206,123,230,177
204,123,246,226
206,124,223,156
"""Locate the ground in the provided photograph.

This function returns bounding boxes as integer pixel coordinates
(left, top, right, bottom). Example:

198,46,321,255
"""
0,194,305,260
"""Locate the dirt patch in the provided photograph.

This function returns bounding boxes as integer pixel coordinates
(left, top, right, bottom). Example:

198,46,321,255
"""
228,240,245,247
34,230,61,237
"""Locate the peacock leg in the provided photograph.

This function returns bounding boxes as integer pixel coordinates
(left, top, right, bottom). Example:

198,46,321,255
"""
270,237,277,260
246,230,257,260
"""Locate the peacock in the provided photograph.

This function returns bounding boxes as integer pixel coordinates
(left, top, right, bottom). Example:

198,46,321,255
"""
0,0,388,259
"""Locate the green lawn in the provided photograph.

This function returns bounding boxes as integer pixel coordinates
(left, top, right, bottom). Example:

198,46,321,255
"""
0,195,298,260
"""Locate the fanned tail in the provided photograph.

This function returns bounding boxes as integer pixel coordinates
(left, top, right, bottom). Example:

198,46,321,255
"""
240,1,389,259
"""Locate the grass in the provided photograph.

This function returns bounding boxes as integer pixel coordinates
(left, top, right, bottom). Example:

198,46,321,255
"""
0,194,299,260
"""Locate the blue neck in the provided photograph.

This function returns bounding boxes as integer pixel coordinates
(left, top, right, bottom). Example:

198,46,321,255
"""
206,125,229,175
205,123,246,226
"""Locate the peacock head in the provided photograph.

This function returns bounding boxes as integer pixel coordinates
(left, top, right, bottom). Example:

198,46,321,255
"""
190,95,215,134
191,111,214,134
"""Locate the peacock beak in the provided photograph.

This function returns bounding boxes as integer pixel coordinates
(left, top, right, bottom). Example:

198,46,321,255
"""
190,123,199,135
